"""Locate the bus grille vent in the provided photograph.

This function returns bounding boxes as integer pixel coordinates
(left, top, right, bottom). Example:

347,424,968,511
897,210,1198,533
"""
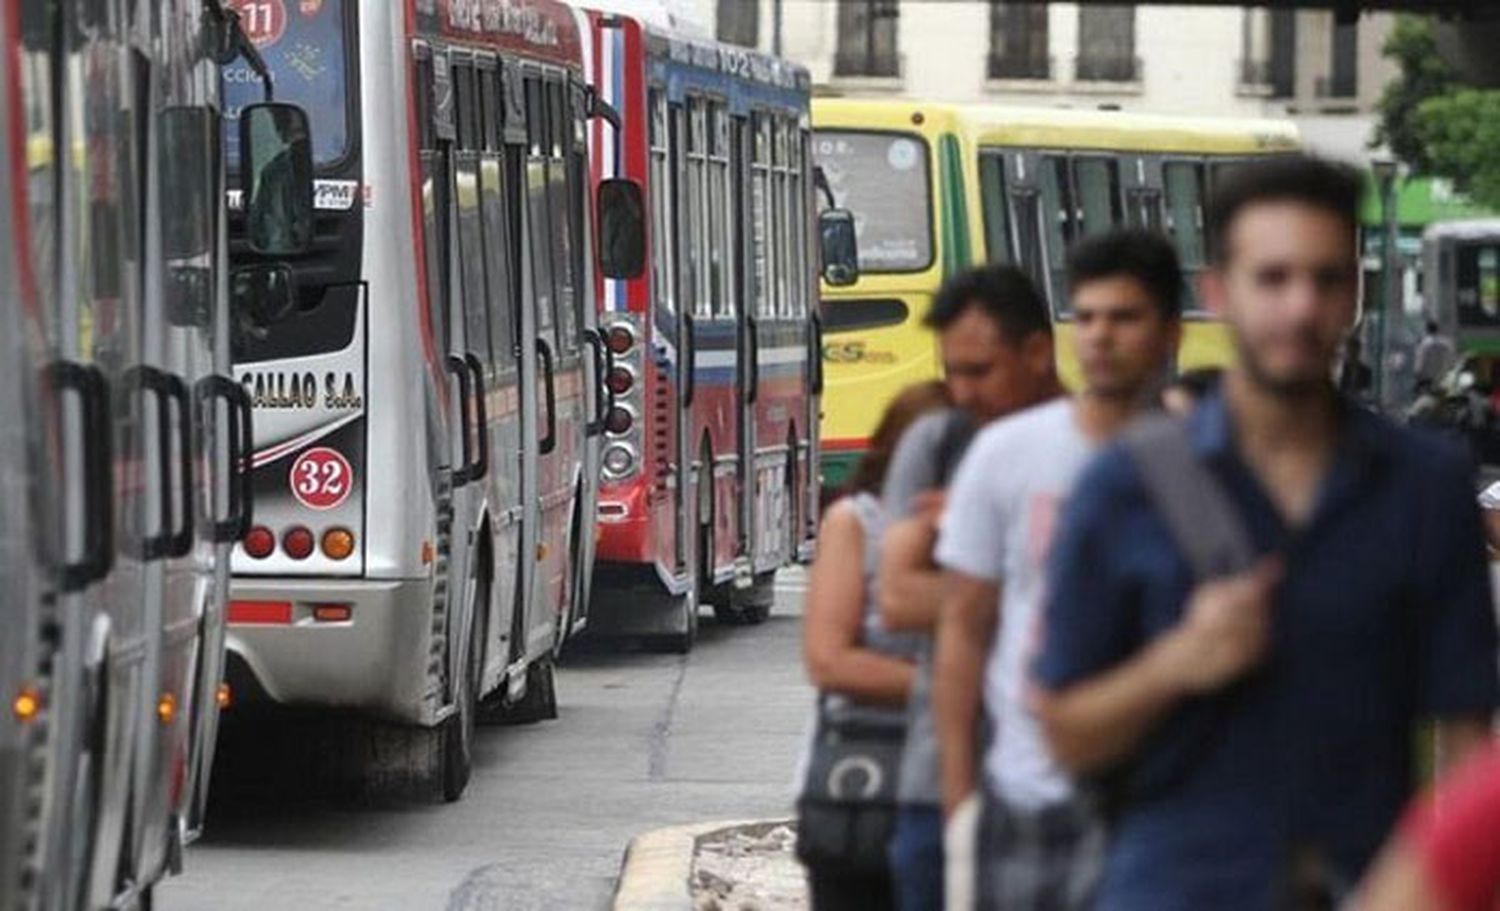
428,483,454,683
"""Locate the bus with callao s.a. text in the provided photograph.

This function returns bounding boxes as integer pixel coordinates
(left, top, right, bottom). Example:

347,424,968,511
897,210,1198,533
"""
222,0,617,800
580,8,853,650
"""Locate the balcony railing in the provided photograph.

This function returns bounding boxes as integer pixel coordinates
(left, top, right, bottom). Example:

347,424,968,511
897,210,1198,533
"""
988,53,1053,82
1075,55,1142,83
833,50,902,79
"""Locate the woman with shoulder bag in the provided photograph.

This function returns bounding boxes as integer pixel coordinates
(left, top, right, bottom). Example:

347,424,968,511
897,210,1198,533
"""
799,382,948,910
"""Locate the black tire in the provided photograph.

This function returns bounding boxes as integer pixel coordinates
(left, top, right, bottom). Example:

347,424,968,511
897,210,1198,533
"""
665,590,699,654
712,572,774,626
441,569,487,802
504,657,558,725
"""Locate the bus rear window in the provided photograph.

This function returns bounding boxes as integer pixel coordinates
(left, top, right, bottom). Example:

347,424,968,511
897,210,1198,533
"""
223,0,352,170
813,130,933,273
821,298,909,333
1456,242,1500,329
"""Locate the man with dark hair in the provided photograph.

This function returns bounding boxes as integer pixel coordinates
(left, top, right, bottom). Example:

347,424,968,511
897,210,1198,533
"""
878,264,1063,911
1035,155,1498,909
1415,318,1458,394
930,229,1182,910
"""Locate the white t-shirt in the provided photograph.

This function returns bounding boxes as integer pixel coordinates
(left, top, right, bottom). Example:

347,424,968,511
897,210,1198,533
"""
934,399,1096,810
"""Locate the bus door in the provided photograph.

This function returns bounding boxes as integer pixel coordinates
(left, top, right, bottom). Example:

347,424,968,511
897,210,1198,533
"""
568,77,600,633
473,55,525,691
734,112,756,570
540,71,585,646
668,98,694,583
418,43,483,723
799,126,821,557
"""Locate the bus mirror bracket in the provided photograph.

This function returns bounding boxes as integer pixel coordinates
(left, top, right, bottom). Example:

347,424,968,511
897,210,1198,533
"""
598,178,646,280
239,102,315,256
586,86,622,132
232,264,298,331
209,0,276,100
819,208,859,288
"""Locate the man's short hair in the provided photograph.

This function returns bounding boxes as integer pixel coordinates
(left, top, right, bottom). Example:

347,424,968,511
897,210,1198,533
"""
1066,229,1183,321
924,264,1051,345
1206,155,1364,264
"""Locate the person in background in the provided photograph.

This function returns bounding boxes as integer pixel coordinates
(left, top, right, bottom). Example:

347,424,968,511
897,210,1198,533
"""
1356,746,1500,911
1415,318,1458,395
1033,155,1497,910
931,230,1183,910
876,266,1064,911
800,380,950,911
1162,367,1224,417
1338,334,1374,402
1478,481,1500,554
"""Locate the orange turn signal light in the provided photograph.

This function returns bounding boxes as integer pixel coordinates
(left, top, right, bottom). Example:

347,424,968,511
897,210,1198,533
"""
312,603,353,623
321,527,356,561
157,693,177,725
216,683,232,710
13,688,40,722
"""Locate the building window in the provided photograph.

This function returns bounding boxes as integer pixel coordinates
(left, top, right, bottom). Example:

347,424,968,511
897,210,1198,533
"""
988,2,1049,81
1268,9,1297,99
834,0,900,79
717,0,758,49
1238,9,1270,89
1320,18,1359,99
1076,4,1138,83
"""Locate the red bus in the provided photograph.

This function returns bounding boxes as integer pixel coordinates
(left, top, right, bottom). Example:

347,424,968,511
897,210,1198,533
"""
581,12,824,651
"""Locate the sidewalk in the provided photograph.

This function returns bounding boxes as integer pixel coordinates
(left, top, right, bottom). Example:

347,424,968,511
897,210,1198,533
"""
614,819,805,911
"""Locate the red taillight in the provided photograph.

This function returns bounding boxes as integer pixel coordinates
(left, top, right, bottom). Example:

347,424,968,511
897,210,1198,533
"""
283,526,315,560
605,406,634,435
606,366,634,395
243,526,275,559
606,325,634,355
228,600,292,625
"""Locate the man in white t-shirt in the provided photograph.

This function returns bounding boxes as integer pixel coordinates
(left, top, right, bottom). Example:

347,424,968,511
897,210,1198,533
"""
931,230,1184,910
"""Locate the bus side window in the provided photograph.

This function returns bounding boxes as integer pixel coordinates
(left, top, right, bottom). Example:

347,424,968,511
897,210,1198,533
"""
478,63,515,371
524,72,554,333
669,101,692,322
452,60,493,369
1164,159,1207,310
1038,154,1072,310
789,123,806,319
709,103,732,320
771,117,789,320
415,48,450,353
1074,156,1122,239
751,112,772,320
648,89,673,317
686,97,709,320
545,78,577,353
979,153,1014,265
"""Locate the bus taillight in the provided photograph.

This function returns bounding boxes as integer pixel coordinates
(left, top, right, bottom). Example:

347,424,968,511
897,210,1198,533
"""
605,405,634,435
606,323,635,355
602,444,637,479
282,526,315,561
243,526,275,559
321,527,356,561
606,365,635,395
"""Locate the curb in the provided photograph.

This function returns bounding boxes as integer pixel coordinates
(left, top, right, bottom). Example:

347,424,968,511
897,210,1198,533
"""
611,818,771,911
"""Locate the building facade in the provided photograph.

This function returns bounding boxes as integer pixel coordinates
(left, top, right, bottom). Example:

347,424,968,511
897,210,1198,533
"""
693,1,1398,159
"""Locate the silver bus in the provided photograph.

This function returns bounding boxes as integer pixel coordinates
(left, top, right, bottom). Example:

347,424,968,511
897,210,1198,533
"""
223,0,612,800
2,2,309,907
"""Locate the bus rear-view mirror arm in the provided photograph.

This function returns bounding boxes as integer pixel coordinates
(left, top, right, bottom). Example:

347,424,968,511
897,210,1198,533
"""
813,165,837,211
585,86,622,133
208,0,276,100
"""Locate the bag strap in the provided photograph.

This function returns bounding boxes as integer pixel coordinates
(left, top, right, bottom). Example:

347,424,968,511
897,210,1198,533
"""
1120,414,1255,581
933,409,975,487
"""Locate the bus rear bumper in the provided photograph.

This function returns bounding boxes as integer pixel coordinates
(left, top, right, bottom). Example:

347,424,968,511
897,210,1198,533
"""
224,577,441,727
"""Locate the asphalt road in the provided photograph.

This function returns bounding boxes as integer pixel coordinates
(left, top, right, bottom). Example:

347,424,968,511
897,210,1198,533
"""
158,570,812,911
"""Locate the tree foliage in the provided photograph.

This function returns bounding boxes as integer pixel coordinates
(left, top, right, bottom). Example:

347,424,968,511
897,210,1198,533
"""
1417,89,1500,208
1373,15,1457,173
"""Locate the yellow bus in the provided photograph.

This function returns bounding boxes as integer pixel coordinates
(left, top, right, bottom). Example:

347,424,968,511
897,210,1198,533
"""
960,106,1300,387
812,98,971,491
812,99,1298,490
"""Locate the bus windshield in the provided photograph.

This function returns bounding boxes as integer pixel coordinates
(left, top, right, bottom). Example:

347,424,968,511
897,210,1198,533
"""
813,130,933,273
223,0,352,170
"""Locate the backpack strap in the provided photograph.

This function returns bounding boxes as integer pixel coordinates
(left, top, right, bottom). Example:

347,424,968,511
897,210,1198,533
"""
1120,414,1255,581
932,409,976,487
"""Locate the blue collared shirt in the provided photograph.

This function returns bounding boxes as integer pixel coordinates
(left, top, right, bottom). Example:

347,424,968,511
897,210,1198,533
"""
1035,392,1499,911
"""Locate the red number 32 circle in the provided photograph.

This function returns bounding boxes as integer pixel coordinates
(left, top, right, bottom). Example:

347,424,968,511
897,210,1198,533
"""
289,447,353,511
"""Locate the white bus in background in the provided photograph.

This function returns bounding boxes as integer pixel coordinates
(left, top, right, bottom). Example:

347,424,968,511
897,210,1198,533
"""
222,0,614,800
0,2,311,907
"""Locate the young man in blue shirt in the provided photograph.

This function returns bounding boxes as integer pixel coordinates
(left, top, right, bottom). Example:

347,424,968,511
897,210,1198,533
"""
1033,155,1498,910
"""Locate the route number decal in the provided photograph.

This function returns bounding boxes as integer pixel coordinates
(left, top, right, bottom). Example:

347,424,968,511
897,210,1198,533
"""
231,0,287,48
289,447,353,511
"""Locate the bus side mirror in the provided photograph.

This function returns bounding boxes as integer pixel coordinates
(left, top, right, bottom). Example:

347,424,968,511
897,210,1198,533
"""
232,264,298,330
240,102,315,256
819,208,859,287
598,178,646,280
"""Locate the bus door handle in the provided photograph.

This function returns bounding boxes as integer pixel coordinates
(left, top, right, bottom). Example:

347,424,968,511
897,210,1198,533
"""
130,366,193,561
464,353,489,482
536,338,558,456
196,375,255,543
446,354,474,486
811,312,825,396
582,328,611,437
162,373,195,558
682,317,696,408
50,361,115,590
744,317,759,405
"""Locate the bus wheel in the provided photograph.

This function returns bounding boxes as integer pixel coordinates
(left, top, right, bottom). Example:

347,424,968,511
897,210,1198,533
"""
504,657,558,725
714,572,774,626
440,568,487,802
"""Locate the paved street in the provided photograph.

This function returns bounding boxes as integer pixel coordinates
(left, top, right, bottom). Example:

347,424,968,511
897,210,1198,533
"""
159,572,812,911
